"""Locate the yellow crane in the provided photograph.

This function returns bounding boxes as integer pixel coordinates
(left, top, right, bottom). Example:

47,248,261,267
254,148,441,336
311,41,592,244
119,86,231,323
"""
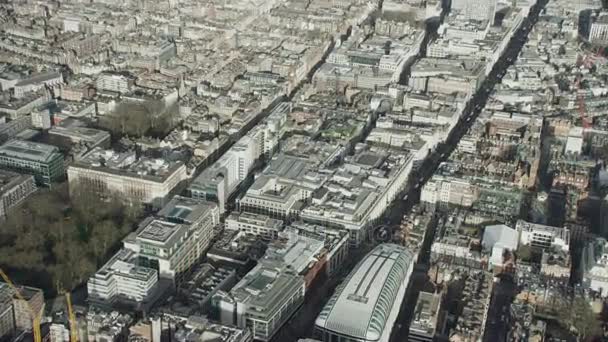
65,292,78,342
0,268,42,342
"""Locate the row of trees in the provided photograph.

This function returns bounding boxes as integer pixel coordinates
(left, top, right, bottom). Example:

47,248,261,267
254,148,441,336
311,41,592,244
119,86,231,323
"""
0,184,141,294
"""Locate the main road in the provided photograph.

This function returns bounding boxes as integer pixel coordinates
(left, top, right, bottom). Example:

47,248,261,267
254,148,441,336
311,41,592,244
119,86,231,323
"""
387,0,550,340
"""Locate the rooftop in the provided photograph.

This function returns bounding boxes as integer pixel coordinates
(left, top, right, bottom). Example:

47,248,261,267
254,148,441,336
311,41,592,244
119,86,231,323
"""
229,263,304,318
410,291,442,337
72,147,184,181
0,169,34,194
134,217,187,248
0,139,62,163
157,196,218,225
315,244,415,341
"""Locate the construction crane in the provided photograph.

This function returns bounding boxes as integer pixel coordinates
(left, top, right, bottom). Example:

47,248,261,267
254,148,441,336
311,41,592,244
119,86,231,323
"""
0,268,42,342
65,292,78,342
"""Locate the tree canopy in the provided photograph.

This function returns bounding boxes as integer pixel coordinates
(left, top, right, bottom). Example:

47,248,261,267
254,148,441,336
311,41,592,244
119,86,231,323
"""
0,183,142,294
99,99,179,139
557,296,602,340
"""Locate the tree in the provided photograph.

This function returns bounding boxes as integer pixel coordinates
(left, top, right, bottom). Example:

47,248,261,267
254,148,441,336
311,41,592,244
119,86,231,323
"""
558,296,602,340
99,99,177,138
0,183,142,294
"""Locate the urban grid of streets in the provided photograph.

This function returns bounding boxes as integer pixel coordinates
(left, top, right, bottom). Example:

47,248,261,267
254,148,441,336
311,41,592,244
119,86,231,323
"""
1,0,608,341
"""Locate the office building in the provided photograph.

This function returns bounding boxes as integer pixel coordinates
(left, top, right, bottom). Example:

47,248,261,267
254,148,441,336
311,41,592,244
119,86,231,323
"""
0,140,65,186
87,248,159,305
215,263,305,341
122,198,220,284
225,212,284,238
157,196,220,263
314,244,415,342
0,283,45,331
0,170,36,219
408,291,446,342
13,71,63,98
451,0,497,24
421,177,479,207
67,148,188,207
589,11,608,45
189,131,262,213
516,220,570,251
0,284,15,340
48,123,111,151
95,72,135,94
86,309,133,342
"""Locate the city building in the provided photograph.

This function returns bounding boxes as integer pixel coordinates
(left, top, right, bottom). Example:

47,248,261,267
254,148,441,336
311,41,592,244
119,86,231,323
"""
95,71,135,94
447,270,492,342
314,244,415,342
156,195,220,260
451,0,497,23
48,122,111,151
225,212,284,239
88,197,219,307
288,222,350,277
589,11,608,45
13,71,63,98
177,264,237,314
0,284,15,340
67,148,188,207
516,220,570,252
129,314,253,342
123,214,216,284
214,262,305,341
408,291,446,342
0,140,64,186
86,309,133,342
207,230,267,268
263,229,326,289
189,131,263,213
87,248,160,308
482,224,519,269
0,283,45,331
0,170,36,219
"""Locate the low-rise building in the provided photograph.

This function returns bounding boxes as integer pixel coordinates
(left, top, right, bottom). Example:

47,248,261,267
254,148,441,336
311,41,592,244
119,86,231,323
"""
0,282,45,331
67,148,188,207
95,71,135,94
0,170,36,219
225,212,284,238
87,248,160,307
409,291,446,342
516,220,570,252
214,262,305,341
123,216,213,284
0,284,15,340
314,244,415,342
0,140,64,186
13,71,63,98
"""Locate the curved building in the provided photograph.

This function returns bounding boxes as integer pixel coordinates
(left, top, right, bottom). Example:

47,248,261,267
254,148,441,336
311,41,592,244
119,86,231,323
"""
314,244,415,342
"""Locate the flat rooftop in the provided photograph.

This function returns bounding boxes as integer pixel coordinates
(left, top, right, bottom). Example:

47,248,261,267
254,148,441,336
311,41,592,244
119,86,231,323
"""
158,195,218,224
0,169,34,196
0,139,62,163
135,218,184,246
231,264,304,316
410,291,442,336
72,147,184,181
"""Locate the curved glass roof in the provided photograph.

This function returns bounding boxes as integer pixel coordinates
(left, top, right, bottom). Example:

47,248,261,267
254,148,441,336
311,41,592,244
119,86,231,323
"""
315,243,415,341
